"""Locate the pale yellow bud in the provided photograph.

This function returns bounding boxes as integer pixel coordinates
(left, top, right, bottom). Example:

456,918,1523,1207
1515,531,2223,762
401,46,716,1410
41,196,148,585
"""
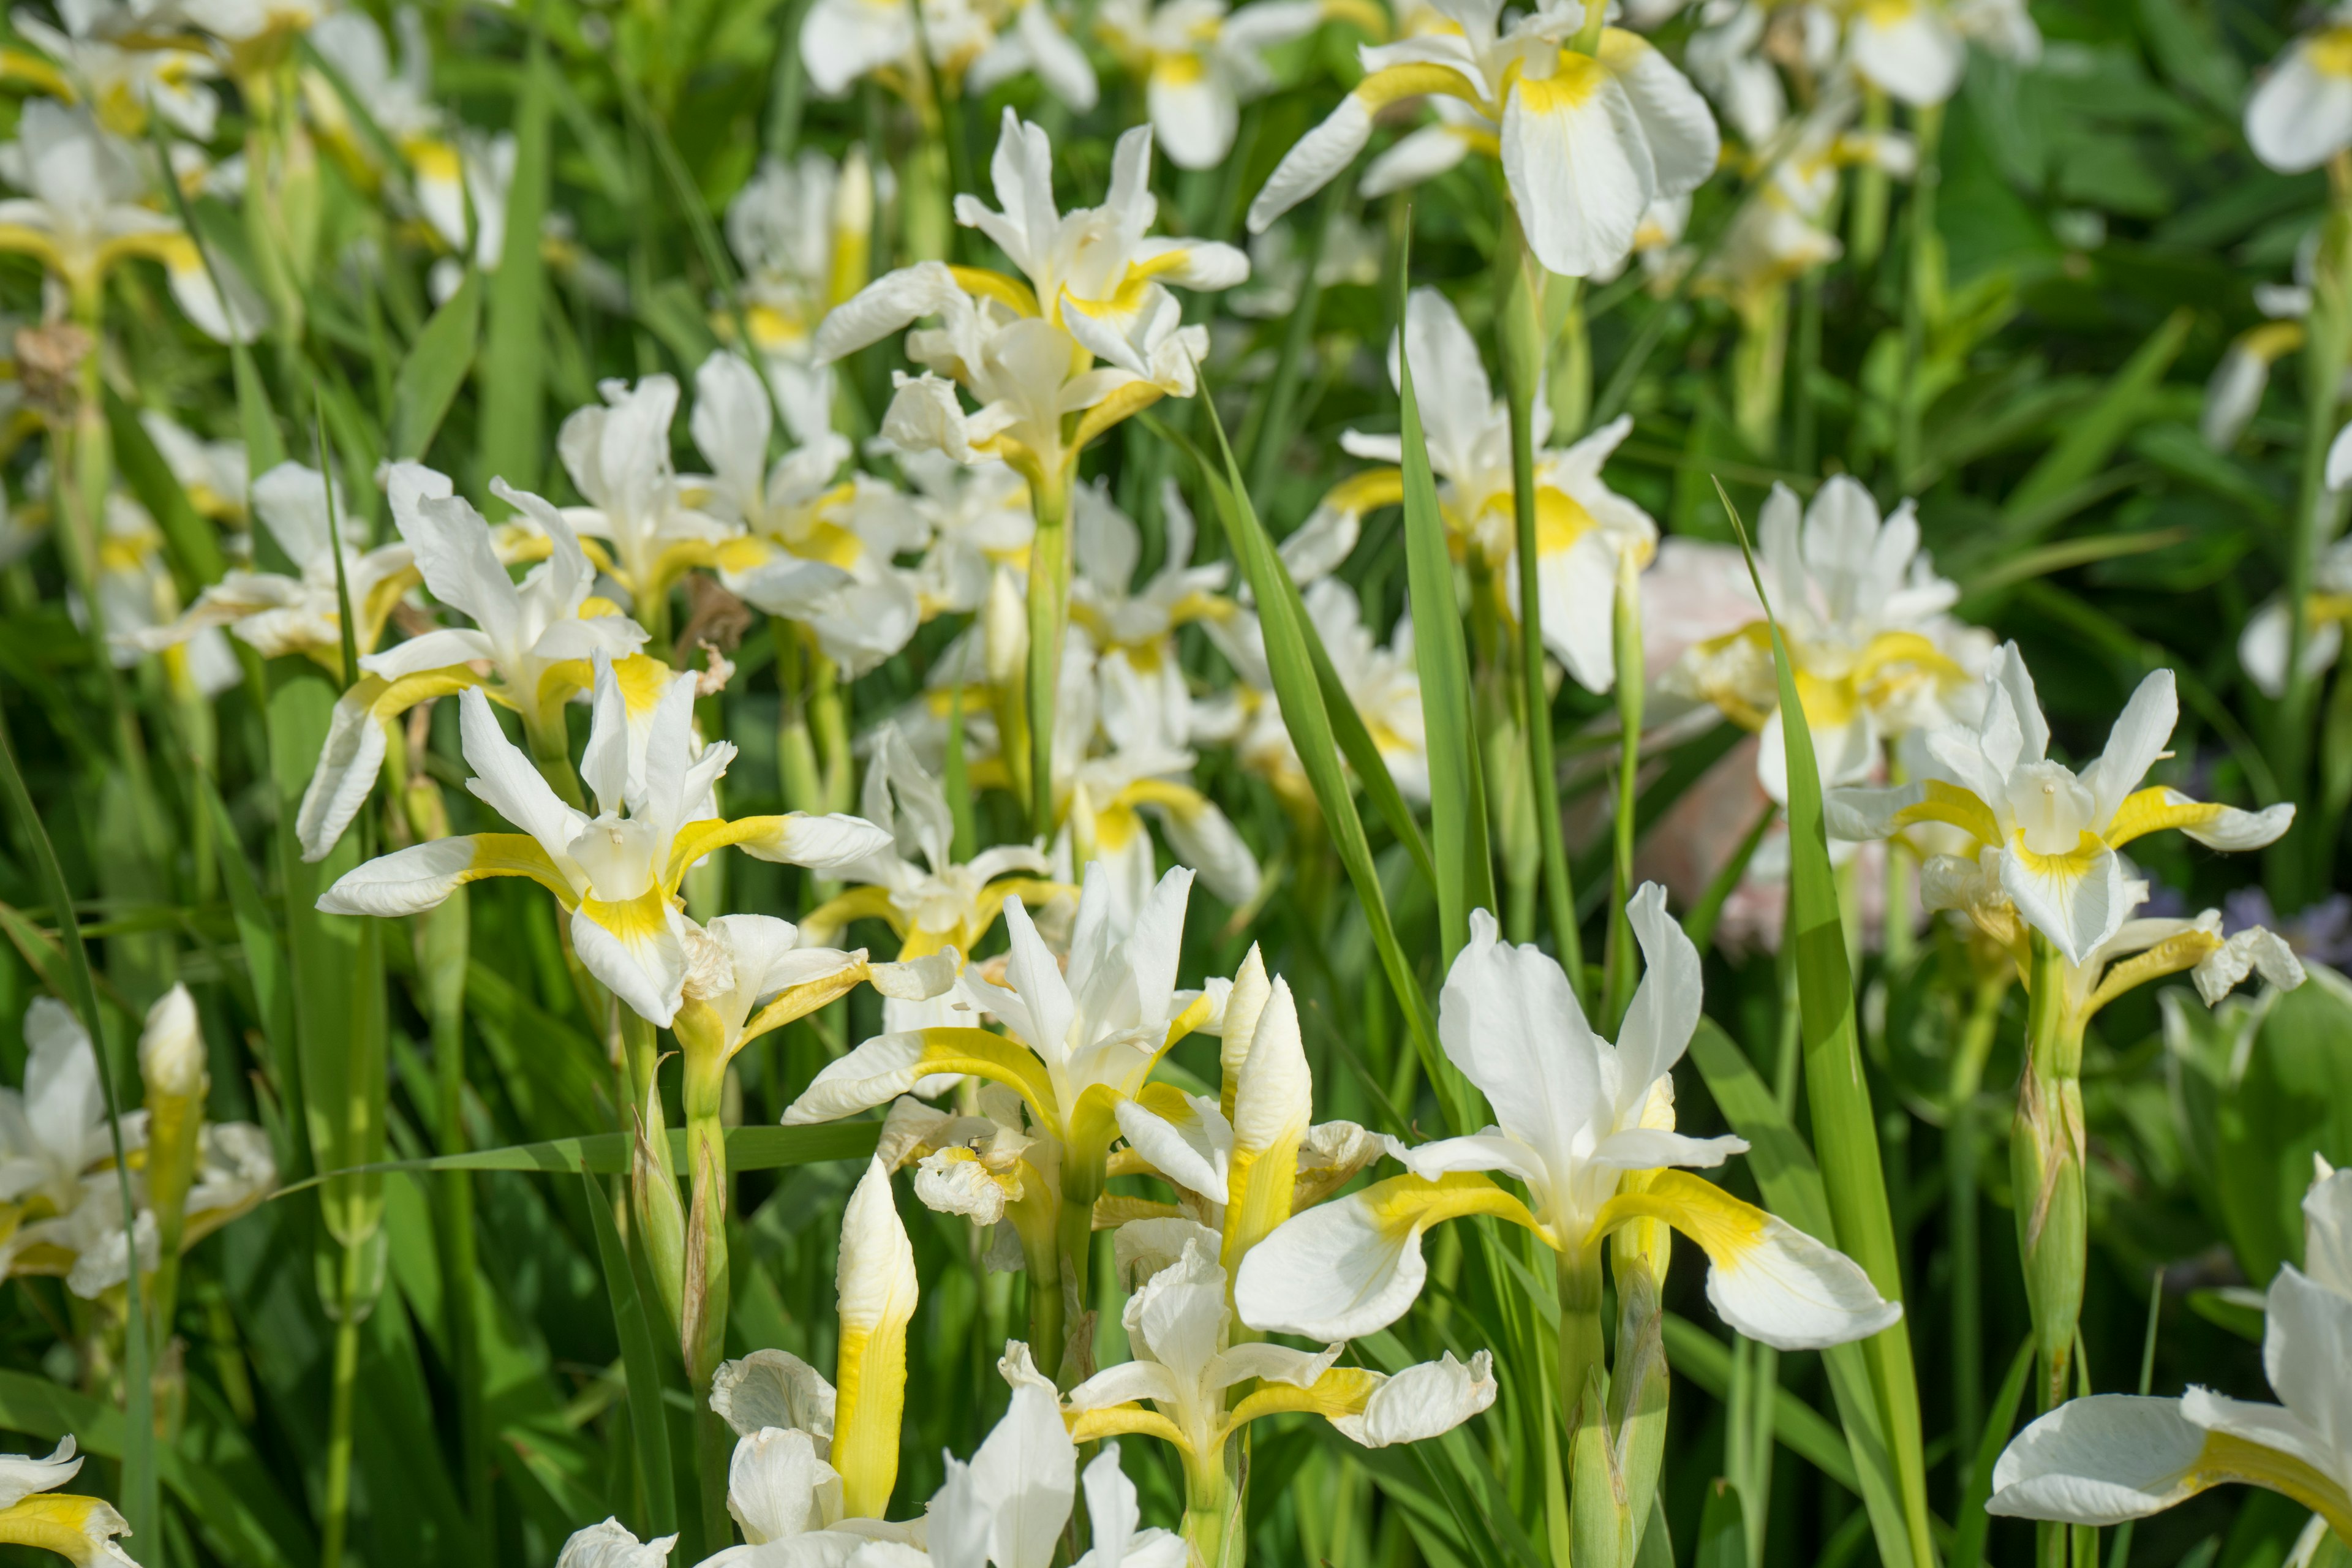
138,984,206,1101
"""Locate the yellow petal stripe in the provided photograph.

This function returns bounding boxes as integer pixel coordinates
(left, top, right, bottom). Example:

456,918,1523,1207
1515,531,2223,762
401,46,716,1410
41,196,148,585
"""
900,1027,1063,1131
799,885,905,947
2103,787,2226,850
1069,1405,1193,1451
1889,778,2004,850
1226,1367,1384,1435
1591,1167,1771,1267
464,833,580,905
0,1492,133,1566
1360,1170,1557,1251
949,265,1040,317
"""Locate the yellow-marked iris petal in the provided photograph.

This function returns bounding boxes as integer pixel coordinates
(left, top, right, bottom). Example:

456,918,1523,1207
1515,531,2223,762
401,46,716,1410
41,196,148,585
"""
1593,1169,1901,1352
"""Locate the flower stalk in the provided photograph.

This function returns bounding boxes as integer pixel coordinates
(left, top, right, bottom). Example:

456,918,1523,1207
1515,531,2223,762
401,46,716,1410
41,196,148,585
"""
2013,932,2086,1416
1497,216,1582,989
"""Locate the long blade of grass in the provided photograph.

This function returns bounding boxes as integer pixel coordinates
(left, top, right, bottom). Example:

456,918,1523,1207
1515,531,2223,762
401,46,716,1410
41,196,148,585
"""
1714,477,1933,1568
0,703,156,1551
1180,393,1460,1132
478,27,554,494
1951,1338,2036,1568
274,1121,883,1195
390,266,484,462
1684,1018,1913,1568
1397,236,1494,967
580,1165,677,1539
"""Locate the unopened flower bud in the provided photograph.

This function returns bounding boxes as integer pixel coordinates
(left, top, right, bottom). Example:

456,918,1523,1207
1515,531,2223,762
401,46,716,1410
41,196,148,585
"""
138,984,206,1101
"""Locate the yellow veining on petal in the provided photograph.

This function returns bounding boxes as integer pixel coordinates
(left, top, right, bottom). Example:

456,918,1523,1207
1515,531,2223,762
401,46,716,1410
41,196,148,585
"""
1513,51,1607,115
1069,1405,1192,1450
1226,1366,1384,1433
1591,1167,1768,1265
2103,787,2225,849
1889,778,2004,850
2008,828,2106,884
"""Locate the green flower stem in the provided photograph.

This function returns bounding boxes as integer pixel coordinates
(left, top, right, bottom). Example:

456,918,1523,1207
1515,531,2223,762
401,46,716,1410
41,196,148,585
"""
1557,1244,1607,1447
679,1033,734,1555
420,880,491,1566
1947,968,2008,1498
524,706,587,810
1732,288,1789,457
320,1237,368,1568
1049,1145,1103,1390
1607,549,1647,1031
1499,219,1584,991
622,1009,688,1341
1182,1441,1245,1568
771,617,826,816
1027,473,1072,840
1849,88,1892,269
2013,933,2086,1416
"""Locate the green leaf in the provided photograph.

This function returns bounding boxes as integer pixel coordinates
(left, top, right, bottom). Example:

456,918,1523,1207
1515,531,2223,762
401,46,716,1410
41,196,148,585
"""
1684,1018,1913,1568
1950,1338,2035,1568
1400,282,1494,964
1694,1481,1746,1568
478,32,554,494
1714,480,1934,1568
276,1120,883,1196
581,1164,678,1540
1174,401,1460,1133
390,266,483,462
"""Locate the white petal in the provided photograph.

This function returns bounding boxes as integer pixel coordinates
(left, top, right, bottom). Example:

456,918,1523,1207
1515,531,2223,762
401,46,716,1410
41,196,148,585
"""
782,1032,934,1124
1698,1206,1904,1351
1330,1350,1498,1447
729,1427,845,1543
557,1519,679,1568
1360,123,1474,198
317,837,491,916
2247,48,2352,176
1437,908,1601,1193
297,687,392,862
1114,1096,1231,1202
1248,94,1373,233
1504,64,1649,279
572,902,692,1027
1614,881,1703,1114
711,1349,839,1441
815,263,968,364
1989,1396,2209,1525
1232,1184,1437,1340
737,813,898,870
1999,839,2133,967
459,686,581,856
2080,669,2176,829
